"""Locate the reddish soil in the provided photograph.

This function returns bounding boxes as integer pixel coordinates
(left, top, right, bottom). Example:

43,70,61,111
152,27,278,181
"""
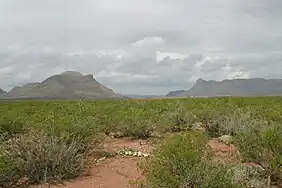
36,138,153,188
102,137,155,153
36,137,263,188
207,139,239,163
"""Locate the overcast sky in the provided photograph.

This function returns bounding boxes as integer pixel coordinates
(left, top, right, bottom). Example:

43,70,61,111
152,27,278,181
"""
1,0,282,95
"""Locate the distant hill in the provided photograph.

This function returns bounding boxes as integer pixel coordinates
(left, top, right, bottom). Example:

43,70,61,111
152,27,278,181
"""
0,88,7,97
166,90,185,97
125,94,164,99
166,78,282,97
3,71,124,99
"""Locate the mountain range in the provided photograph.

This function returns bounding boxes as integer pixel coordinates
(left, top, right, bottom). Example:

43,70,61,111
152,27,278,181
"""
1,72,282,100
0,71,123,100
124,94,163,99
166,78,282,97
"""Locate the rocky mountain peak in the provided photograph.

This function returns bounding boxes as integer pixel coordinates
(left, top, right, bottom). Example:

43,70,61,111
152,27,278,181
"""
60,71,83,76
3,71,124,99
196,78,206,84
0,88,7,95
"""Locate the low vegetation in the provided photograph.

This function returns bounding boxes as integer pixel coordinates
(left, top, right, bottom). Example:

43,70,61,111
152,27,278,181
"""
142,132,240,188
0,96,282,187
0,131,92,187
235,123,282,186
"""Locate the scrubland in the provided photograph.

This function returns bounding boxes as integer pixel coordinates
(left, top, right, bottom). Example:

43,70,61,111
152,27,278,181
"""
0,97,282,187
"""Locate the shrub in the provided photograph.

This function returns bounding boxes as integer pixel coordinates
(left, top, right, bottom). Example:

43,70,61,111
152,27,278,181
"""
0,118,25,140
230,163,270,188
162,102,198,132
120,119,156,139
0,130,93,187
235,123,282,186
143,132,242,188
30,115,102,146
205,108,262,138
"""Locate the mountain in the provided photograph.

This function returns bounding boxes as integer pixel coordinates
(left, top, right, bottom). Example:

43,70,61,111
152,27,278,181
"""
125,94,164,99
166,90,185,97
166,78,282,97
0,88,7,97
5,71,124,99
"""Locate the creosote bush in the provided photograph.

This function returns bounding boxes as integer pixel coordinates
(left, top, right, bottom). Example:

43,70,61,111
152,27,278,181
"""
119,119,156,139
235,123,282,186
162,102,198,133
0,130,93,187
203,108,255,138
0,118,25,140
142,132,242,188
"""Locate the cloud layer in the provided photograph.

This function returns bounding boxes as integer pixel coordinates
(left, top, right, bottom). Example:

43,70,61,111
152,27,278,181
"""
1,0,282,95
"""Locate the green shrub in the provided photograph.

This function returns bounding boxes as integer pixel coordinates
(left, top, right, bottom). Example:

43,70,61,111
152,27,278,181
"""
162,102,198,132
0,154,22,188
235,123,282,186
204,108,265,138
119,119,156,139
0,118,25,140
29,115,102,146
143,132,242,188
0,130,94,187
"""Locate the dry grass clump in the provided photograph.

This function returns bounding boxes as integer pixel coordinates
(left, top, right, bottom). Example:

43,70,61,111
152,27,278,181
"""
0,130,93,188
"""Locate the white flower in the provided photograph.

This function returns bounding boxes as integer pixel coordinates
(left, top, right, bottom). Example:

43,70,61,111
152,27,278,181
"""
137,151,142,157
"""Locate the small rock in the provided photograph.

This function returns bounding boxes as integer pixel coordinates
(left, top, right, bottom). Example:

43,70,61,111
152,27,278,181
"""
207,139,239,162
191,122,206,132
208,139,236,153
109,131,125,138
242,162,265,172
95,157,107,163
218,135,233,145
192,122,203,128
115,131,125,138
108,132,116,138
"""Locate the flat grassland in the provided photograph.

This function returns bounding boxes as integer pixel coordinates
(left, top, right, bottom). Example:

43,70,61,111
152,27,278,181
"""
1,97,282,188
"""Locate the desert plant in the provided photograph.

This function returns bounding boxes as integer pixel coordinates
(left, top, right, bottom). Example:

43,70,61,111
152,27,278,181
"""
142,132,242,188
31,114,102,147
163,102,198,132
181,161,240,188
205,108,261,138
118,118,156,139
0,118,25,140
0,130,93,187
230,163,270,188
235,123,282,186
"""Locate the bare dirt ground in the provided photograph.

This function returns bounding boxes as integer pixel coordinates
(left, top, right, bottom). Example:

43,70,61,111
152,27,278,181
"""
37,137,257,188
37,138,154,188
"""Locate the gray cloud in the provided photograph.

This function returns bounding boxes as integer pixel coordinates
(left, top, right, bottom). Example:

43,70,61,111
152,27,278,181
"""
1,0,282,95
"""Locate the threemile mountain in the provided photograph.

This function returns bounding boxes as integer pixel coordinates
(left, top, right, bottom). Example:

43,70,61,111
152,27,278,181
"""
166,78,282,97
3,71,124,99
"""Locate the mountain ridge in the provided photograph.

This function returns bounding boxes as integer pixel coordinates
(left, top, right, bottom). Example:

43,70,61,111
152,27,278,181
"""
0,88,7,97
2,71,124,100
166,78,282,97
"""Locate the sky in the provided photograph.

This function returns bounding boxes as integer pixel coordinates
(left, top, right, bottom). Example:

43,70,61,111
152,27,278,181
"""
0,0,282,95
